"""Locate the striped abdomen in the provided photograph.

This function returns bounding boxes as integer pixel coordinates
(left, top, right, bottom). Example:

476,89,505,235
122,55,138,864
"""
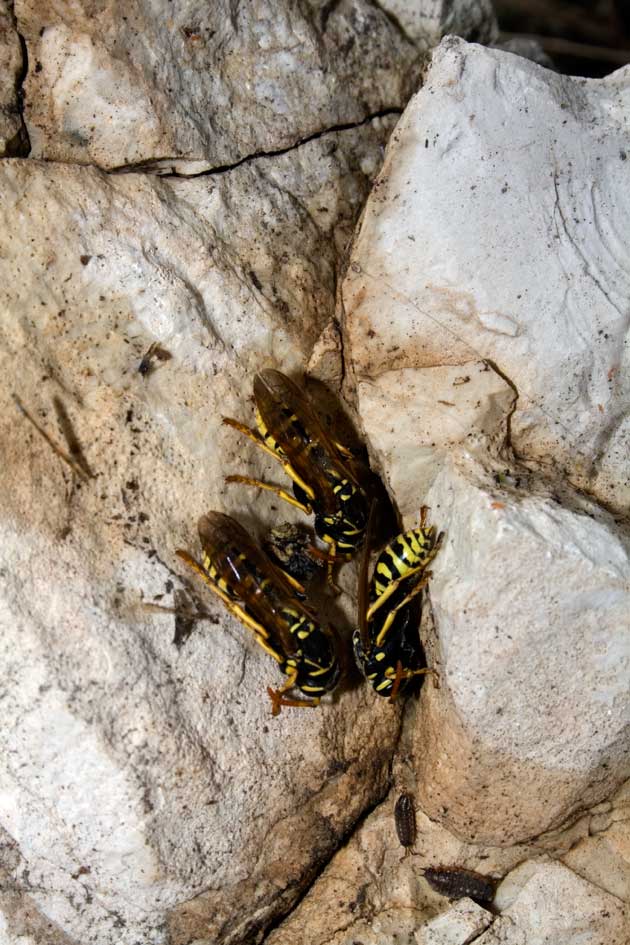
371,527,436,600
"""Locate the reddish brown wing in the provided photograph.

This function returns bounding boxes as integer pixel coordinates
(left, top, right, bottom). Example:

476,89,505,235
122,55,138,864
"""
197,512,316,654
358,501,376,650
254,370,363,511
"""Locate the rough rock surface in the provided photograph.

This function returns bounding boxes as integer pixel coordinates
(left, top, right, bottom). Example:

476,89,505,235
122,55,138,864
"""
380,0,496,48
0,126,396,945
16,0,497,173
17,0,415,172
344,37,630,516
342,37,630,853
487,859,629,944
413,453,630,843
0,0,28,156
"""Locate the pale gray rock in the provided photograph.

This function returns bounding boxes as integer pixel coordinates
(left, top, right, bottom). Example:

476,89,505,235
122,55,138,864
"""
486,859,630,944
16,0,418,171
0,127,395,945
411,452,630,843
0,0,28,155
344,37,630,516
414,899,492,944
380,0,497,48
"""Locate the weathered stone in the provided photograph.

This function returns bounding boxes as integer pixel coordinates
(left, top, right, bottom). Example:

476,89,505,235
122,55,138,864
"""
0,126,397,945
343,37,630,516
409,452,630,844
0,0,28,156
380,0,496,48
561,779,630,903
486,859,630,944
414,898,492,945
16,0,415,171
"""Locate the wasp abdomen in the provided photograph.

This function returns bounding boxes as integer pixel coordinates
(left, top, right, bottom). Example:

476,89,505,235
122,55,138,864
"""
423,866,497,904
394,793,417,851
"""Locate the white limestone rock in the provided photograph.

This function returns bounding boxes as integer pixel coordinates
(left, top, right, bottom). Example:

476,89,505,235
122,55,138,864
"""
409,452,630,844
16,1,498,173
485,859,630,944
0,131,396,945
344,37,630,515
414,899,492,945
15,0,416,171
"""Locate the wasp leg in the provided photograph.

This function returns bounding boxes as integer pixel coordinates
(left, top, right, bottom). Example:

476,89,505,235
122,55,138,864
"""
374,571,433,647
388,661,439,703
267,668,321,717
222,417,282,460
305,544,347,564
176,550,287,660
223,417,316,501
225,475,311,514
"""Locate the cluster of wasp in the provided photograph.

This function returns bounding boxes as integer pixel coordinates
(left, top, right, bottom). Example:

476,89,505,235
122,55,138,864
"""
177,370,442,716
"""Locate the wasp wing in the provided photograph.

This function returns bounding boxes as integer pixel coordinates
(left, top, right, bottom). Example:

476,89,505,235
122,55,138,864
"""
197,511,317,656
357,500,376,651
254,370,364,513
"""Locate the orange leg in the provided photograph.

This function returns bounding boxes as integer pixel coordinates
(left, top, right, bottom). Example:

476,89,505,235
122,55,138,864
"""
267,668,321,716
225,474,311,514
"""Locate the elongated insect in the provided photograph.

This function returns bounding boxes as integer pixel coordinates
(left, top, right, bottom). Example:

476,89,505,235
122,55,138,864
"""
223,370,369,578
176,511,340,715
353,504,442,700
423,866,498,905
394,793,417,854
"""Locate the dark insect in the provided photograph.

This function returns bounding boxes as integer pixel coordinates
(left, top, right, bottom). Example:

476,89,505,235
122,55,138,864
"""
176,511,340,715
222,370,369,582
353,504,442,700
263,522,324,585
138,341,172,377
423,866,498,905
394,792,417,854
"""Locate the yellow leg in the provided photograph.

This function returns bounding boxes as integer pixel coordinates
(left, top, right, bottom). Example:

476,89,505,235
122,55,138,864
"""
176,550,286,660
267,667,321,716
223,417,316,501
225,475,311,514
374,571,433,648
222,417,281,461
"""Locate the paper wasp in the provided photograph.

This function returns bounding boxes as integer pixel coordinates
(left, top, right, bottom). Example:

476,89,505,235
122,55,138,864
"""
176,511,340,715
353,504,443,701
222,370,369,580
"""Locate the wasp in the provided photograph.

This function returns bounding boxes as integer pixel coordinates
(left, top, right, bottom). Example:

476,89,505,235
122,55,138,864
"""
222,370,369,580
353,504,442,701
176,511,340,715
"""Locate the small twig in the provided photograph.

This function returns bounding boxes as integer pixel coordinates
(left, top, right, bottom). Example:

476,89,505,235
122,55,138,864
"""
12,394,91,481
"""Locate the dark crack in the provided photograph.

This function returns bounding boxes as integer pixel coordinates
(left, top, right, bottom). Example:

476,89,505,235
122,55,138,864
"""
7,2,31,156
110,108,402,179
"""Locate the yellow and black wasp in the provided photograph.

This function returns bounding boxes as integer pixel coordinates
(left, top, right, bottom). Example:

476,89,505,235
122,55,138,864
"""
176,511,341,715
353,505,443,701
222,370,370,578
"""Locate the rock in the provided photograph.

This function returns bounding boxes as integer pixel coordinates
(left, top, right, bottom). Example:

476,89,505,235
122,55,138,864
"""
355,361,514,519
16,0,416,171
408,452,630,844
561,779,630,903
343,37,630,516
0,123,397,945
380,0,497,49
493,36,554,69
16,1,497,173
486,859,630,944
414,898,492,944
0,0,28,155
